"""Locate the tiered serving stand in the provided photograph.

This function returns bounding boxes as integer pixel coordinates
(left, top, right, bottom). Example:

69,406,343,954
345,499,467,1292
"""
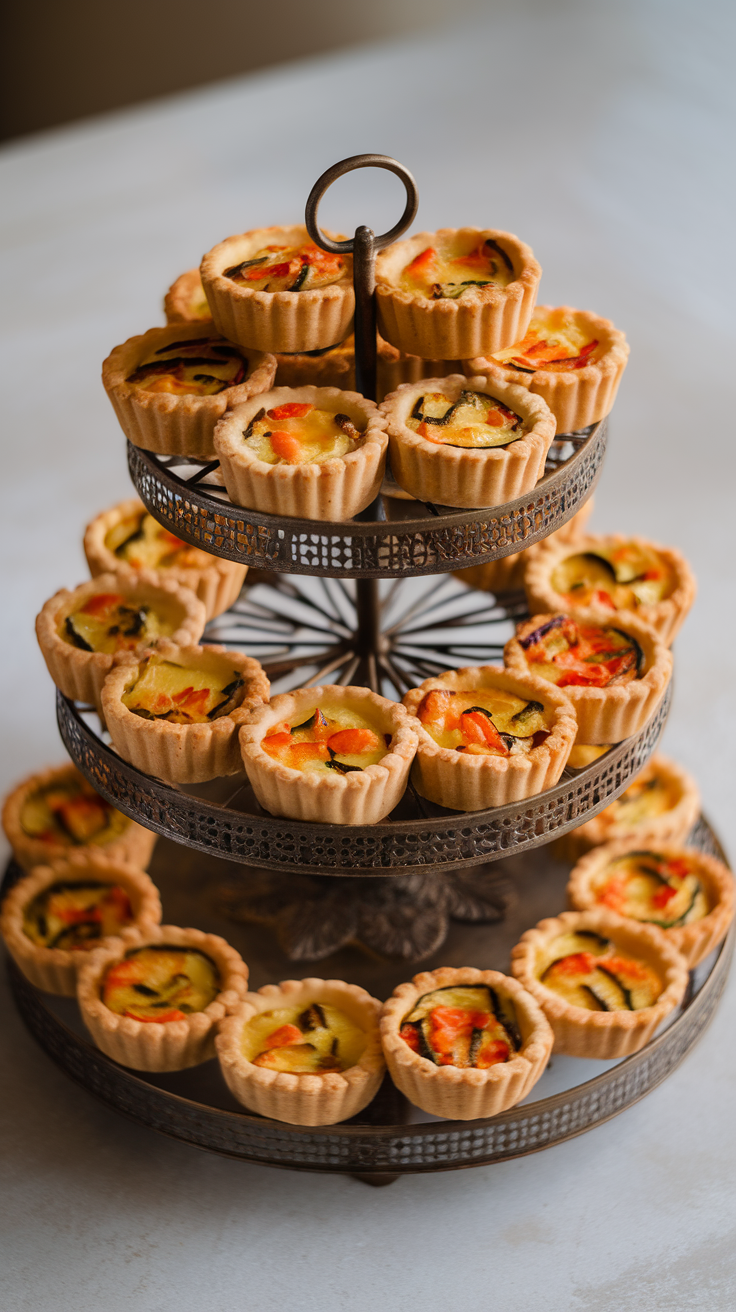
7,155,732,1183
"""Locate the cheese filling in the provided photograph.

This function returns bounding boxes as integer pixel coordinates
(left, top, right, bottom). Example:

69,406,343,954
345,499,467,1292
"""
550,543,675,612
519,615,643,688
224,242,346,292
590,851,709,929
398,237,514,300
538,930,662,1011
23,880,135,950
122,654,245,725
262,704,390,774
243,402,363,465
242,1001,366,1073
407,389,526,449
415,687,552,756
61,592,177,655
105,510,213,572
493,307,602,373
567,744,611,769
592,769,679,835
400,984,520,1068
20,777,129,847
102,945,220,1022
127,336,247,397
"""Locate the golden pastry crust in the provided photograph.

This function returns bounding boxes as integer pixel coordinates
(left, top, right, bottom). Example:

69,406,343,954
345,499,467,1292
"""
216,977,385,1125
556,753,701,859
523,533,696,646
453,497,595,595
380,967,553,1120
2,762,156,871
465,305,630,433
36,572,206,711
83,497,247,622
381,374,555,509
504,609,672,744
102,322,276,460
239,685,418,825
402,666,577,811
0,851,162,996
164,268,213,324
566,841,734,969
376,228,541,360
200,224,354,353
102,641,269,784
275,337,355,390
510,909,689,1059
214,385,388,522
76,923,248,1071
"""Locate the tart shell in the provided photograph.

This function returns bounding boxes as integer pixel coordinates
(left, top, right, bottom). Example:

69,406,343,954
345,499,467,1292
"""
510,908,689,1059
0,851,162,996
239,685,418,825
402,666,577,811
523,533,697,646
36,572,206,712
381,374,555,509
164,268,213,324
555,753,701,860
216,977,385,1126
214,385,388,522
375,228,541,360
2,762,157,872
504,608,673,744
453,496,595,596
200,225,354,354
102,641,270,784
380,967,553,1120
566,841,734,969
76,924,249,1071
83,497,247,622
102,322,276,460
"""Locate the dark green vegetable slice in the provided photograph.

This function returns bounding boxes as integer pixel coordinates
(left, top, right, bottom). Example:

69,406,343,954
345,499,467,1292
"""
326,757,362,774
243,407,266,440
224,255,269,279
509,700,545,732
298,1002,327,1031
207,677,245,720
64,616,93,651
289,263,310,291
292,708,328,734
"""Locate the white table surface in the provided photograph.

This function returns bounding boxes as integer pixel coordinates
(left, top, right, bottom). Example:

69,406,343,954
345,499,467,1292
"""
2,3,735,1308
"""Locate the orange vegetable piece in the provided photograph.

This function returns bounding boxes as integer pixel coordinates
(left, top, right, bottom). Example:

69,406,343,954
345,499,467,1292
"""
485,409,506,427
551,952,595,977
270,430,303,463
460,710,508,753
265,1024,302,1048
405,246,437,279
416,421,444,443
289,742,331,767
475,1039,510,1069
416,689,455,725
267,403,313,420
124,1009,187,1024
79,592,124,617
327,728,381,755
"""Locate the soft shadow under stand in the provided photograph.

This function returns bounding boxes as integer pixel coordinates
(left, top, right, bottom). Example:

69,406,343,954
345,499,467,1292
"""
6,155,732,1184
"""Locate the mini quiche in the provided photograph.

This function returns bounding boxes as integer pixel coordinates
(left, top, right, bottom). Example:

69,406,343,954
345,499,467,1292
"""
102,322,276,460
164,268,213,324
510,909,689,1059
453,496,595,596
567,842,734,969
504,609,672,744
217,977,385,1125
84,498,247,622
275,331,461,401
380,967,553,1120
465,305,630,434
239,685,418,825
402,666,576,811
523,534,696,647
2,762,156,871
36,572,206,711
102,641,269,784
558,754,701,857
375,228,541,361
200,224,354,353
380,374,554,508
0,851,161,995
76,923,248,1071
566,744,612,770
214,385,388,521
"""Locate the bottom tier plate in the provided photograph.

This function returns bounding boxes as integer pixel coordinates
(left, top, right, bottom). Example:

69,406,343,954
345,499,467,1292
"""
5,817,731,1179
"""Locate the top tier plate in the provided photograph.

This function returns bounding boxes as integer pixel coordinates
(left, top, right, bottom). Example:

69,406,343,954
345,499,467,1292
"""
127,418,605,579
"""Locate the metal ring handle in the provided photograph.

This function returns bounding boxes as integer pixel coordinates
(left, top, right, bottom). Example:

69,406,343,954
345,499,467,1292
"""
305,153,418,255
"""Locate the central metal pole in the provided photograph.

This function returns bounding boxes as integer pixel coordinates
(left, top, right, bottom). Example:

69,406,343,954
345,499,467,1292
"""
352,224,377,402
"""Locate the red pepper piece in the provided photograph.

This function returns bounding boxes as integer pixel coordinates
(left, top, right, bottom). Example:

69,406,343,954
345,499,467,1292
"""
405,246,437,280
267,403,314,420
269,431,303,463
265,1024,303,1048
79,592,124,617
460,710,508,753
327,728,381,755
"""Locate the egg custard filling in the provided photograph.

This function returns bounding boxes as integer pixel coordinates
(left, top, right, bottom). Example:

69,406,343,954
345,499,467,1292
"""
399,237,514,301
126,335,248,397
594,769,680,834
519,616,643,689
263,705,390,775
102,945,220,1022
242,1002,366,1073
23,881,134,951
550,543,675,612
20,777,129,848
61,592,177,655
122,653,245,724
243,402,363,465
415,687,552,756
105,508,213,572
590,851,709,930
538,930,662,1012
399,984,521,1068
224,242,346,293
407,389,526,449
492,307,601,373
